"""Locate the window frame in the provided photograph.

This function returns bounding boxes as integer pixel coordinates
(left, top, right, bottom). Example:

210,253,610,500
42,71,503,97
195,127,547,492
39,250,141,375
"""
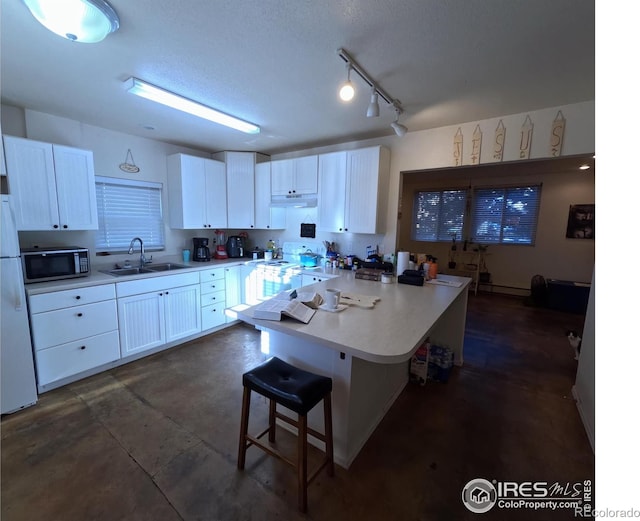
94,176,165,253
410,183,542,246
470,183,542,246
411,188,468,243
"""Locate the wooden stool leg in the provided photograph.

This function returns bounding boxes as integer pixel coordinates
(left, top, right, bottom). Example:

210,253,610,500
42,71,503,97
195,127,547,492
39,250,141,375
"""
324,395,335,476
268,399,276,442
297,413,308,513
237,387,251,470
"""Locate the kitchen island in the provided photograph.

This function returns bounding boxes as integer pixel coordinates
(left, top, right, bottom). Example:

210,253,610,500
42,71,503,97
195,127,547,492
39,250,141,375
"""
236,272,471,468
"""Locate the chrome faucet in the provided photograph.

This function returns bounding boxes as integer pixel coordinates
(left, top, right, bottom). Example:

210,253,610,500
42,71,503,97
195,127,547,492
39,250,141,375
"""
128,237,147,267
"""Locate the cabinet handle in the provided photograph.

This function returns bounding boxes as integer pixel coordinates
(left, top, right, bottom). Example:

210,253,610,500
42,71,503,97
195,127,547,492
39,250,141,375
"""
75,296,81,300
159,292,164,296
77,313,83,317
53,224,59,229
165,291,169,295
80,345,86,350
63,225,68,229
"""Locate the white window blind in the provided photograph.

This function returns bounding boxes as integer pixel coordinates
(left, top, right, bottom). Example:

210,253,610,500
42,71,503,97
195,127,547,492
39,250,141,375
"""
412,189,467,242
95,176,165,252
471,184,541,245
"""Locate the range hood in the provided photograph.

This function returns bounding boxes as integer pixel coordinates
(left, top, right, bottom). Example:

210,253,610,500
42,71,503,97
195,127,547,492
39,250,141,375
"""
270,193,317,208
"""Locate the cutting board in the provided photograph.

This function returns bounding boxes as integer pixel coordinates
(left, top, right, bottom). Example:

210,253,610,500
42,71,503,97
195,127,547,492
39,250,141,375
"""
339,293,380,308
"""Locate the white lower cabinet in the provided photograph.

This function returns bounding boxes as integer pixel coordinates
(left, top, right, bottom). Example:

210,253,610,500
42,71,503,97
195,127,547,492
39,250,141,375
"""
116,272,201,357
29,284,120,389
301,273,336,287
200,267,226,330
224,264,242,322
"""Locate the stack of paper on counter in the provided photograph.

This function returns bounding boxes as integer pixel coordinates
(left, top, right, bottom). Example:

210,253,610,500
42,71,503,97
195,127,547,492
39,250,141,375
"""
253,291,321,323
273,290,324,308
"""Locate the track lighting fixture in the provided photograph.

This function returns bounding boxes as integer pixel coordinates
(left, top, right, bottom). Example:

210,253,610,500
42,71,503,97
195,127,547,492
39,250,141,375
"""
366,87,380,118
337,48,407,135
339,64,355,102
391,106,408,137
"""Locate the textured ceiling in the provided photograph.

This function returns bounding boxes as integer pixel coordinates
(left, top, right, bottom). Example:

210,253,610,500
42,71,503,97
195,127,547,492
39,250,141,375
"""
0,0,595,155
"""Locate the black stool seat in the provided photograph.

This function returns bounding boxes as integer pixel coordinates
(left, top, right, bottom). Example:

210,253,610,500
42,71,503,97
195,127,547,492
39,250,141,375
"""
238,356,334,513
243,357,332,415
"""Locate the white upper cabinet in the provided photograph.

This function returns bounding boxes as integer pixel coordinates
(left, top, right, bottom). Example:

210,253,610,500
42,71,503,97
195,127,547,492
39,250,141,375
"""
3,136,98,231
214,151,257,229
271,155,318,196
317,151,347,232
254,162,285,230
317,146,390,234
167,153,227,229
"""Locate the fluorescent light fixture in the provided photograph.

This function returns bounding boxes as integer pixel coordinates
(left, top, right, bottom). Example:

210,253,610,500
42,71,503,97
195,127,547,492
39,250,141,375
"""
22,0,120,43
124,77,260,135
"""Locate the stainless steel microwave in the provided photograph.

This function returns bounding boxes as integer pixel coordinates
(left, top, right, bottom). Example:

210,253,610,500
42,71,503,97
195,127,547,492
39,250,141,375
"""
21,247,90,283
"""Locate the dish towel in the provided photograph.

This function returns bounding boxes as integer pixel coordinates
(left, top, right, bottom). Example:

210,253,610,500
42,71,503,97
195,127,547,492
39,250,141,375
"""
339,293,381,308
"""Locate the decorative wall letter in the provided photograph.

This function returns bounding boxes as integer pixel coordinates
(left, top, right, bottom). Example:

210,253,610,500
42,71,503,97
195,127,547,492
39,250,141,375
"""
549,111,565,157
454,127,463,166
471,125,482,165
519,115,533,159
493,120,505,161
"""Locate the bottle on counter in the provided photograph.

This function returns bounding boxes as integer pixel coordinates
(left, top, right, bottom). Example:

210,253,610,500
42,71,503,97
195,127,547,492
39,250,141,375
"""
429,257,438,280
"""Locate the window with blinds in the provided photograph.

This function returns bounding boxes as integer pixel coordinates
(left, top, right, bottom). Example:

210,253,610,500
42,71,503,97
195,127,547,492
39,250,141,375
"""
95,176,165,252
471,184,542,245
412,189,467,242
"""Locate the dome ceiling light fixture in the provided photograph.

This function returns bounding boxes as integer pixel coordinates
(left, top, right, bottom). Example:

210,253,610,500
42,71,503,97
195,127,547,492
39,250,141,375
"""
21,0,120,43
337,48,407,136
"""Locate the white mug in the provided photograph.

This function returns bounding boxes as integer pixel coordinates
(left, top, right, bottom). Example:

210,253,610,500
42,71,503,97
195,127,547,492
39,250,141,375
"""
325,288,341,309
264,250,273,261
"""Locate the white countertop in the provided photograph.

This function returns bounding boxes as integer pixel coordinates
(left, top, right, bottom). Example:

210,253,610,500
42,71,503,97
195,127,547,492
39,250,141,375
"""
23,255,248,295
236,273,471,365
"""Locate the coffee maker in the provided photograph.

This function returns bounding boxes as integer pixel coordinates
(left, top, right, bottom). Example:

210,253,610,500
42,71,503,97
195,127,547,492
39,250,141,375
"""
192,237,211,262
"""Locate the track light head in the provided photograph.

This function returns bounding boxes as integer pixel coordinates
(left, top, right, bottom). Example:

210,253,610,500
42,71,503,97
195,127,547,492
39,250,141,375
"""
391,106,408,137
366,88,380,118
339,65,355,102
391,121,408,137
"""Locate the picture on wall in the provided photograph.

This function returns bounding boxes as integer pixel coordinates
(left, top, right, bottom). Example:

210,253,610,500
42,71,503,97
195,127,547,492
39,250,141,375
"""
566,204,594,239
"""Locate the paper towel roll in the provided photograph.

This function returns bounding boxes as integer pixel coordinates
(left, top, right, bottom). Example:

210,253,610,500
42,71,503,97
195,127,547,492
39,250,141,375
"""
397,251,410,276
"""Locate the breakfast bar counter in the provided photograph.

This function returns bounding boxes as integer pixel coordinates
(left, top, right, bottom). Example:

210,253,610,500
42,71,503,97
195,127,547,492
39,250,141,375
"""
236,273,471,468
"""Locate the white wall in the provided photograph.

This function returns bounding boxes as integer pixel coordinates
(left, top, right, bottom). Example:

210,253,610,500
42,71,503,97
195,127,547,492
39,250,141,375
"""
573,269,595,451
2,100,594,274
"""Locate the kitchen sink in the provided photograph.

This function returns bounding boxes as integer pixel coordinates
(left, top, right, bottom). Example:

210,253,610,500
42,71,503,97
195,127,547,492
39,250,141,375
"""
100,267,155,277
145,263,188,271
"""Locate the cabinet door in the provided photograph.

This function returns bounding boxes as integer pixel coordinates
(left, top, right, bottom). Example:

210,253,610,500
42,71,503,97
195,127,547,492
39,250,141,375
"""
118,291,166,356
164,284,201,343
270,159,294,195
225,265,242,321
3,136,59,230
168,154,207,229
317,151,347,232
204,158,227,228
345,147,380,233
255,162,285,229
293,155,318,194
226,151,255,229
52,145,98,230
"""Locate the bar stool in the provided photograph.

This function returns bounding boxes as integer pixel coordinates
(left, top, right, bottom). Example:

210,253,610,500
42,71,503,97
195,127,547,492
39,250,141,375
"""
237,356,334,513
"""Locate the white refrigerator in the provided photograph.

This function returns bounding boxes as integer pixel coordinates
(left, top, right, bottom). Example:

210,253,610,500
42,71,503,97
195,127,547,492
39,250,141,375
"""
1,194,37,414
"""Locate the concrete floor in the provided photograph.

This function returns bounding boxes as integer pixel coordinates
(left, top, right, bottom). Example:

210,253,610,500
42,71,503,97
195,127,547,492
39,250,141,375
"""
1,292,594,520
